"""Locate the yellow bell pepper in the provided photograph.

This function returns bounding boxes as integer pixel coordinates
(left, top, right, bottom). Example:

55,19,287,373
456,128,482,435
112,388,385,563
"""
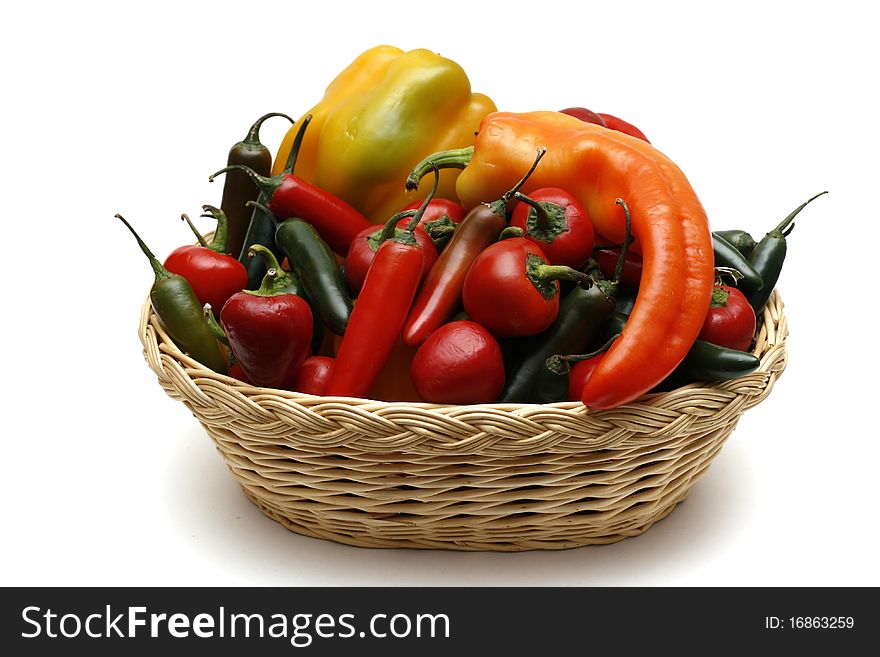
272,45,496,223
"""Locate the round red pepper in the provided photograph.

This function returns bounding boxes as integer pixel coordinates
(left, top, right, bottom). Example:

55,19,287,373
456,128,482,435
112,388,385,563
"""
163,205,248,316
411,320,504,403
400,198,466,228
558,107,607,127
567,354,605,402
698,285,756,352
510,188,595,270
220,269,314,389
597,113,650,143
462,237,592,338
292,356,335,395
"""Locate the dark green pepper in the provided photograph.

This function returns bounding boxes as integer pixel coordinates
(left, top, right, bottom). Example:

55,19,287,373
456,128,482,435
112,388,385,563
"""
117,214,226,373
713,229,757,258
712,233,764,296
275,218,353,335
678,340,761,382
747,191,827,313
220,112,294,261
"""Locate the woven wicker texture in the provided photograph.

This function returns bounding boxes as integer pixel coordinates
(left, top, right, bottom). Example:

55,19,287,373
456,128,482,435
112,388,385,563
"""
139,291,787,551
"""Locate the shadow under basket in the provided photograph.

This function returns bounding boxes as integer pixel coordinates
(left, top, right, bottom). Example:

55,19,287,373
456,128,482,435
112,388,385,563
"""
139,291,788,551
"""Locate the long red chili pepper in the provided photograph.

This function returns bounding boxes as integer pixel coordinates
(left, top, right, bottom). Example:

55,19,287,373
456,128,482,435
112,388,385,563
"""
402,149,546,347
326,169,440,398
209,115,372,256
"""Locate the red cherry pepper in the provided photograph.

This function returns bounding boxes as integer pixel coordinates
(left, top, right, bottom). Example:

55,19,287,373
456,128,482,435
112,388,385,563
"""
411,320,505,403
558,107,607,127
345,211,438,295
326,169,440,398
219,268,314,389
593,232,643,288
597,113,650,143
292,356,336,395
510,188,596,270
209,115,371,256
698,284,756,352
462,237,593,338
163,205,249,317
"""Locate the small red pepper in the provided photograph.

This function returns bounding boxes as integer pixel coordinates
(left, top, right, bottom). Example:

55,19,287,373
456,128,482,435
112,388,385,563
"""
593,232,643,288
597,113,651,143
698,284,756,352
567,354,605,402
462,236,593,338
219,268,314,389
344,211,439,295
326,169,440,398
510,188,595,270
163,205,248,316
291,355,335,395
411,320,505,403
209,115,372,256
558,107,607,127
402,149,546,347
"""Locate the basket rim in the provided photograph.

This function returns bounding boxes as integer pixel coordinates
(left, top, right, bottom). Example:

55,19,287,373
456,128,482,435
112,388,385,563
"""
138,287,788,415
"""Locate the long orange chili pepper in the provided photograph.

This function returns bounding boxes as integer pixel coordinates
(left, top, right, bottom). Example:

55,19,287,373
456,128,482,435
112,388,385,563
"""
407,111,714,409
326,169,440,398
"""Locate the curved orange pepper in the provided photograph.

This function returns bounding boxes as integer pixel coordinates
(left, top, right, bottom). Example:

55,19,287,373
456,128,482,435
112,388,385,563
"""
440,111,714,409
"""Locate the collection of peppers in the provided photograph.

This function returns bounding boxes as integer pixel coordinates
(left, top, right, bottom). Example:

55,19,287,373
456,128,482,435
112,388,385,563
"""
119,45,825,410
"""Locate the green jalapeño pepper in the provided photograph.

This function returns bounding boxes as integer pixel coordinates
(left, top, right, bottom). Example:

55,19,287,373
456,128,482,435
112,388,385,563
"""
117,214,226,373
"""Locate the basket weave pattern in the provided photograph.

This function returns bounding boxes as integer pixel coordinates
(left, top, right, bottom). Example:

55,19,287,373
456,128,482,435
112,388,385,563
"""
139,291,787,551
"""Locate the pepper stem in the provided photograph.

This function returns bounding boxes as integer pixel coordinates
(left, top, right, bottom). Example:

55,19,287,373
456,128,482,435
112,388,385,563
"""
405,145,474,191
612,198,634,285
545,333,621,376
115,214,171,282
283,114,313,175
498,226,525,241
245,200,279,226
199,205,231,254
243,112,294,147
181,213,209,248
768,190,828,237
514,192,556,231
375,210,418,246
526,252,593,299
714,266,744,286
488,148,547,216
256,268,280,296
404,164,441,233
203,304,229,344
247,243,283,272
209,164,279,197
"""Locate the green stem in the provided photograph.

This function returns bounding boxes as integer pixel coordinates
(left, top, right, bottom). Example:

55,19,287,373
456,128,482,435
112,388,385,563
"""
181,213,209,248
612,198,634,285
247,243,283,272
405,145,474,191
488,148,547,216
203,304,229,345
376,210,417,246
283,114,313,175
545,333,621,375
768,190,828,237
514,192,555,231
532,263,593,287
243,112,294,147
209,164,279,197
199,205,230,254
404,164,441,233
115,214,171,282
498,226,525,240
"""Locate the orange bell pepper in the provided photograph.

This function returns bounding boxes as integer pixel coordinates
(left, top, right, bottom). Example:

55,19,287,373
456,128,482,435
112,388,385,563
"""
407,111,714,409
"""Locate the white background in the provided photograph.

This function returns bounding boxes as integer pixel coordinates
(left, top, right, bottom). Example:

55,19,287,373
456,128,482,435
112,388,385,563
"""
2,0,878,587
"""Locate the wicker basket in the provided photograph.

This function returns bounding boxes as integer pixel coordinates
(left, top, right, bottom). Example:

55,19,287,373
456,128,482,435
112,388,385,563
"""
138,291,787,551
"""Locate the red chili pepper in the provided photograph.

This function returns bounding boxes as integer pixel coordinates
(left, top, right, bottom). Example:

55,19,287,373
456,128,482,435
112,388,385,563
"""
209,115,371,256
411,320,505,403
326,169,440,398
593,232,643,288
510,188,595,270
597,113,650,143
344,211,438,295
163,205,249,316
462,236,593,338
698,284,756,352
291,356,335,395
219,268,314,389
558,107,607,127
402,149,547,347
